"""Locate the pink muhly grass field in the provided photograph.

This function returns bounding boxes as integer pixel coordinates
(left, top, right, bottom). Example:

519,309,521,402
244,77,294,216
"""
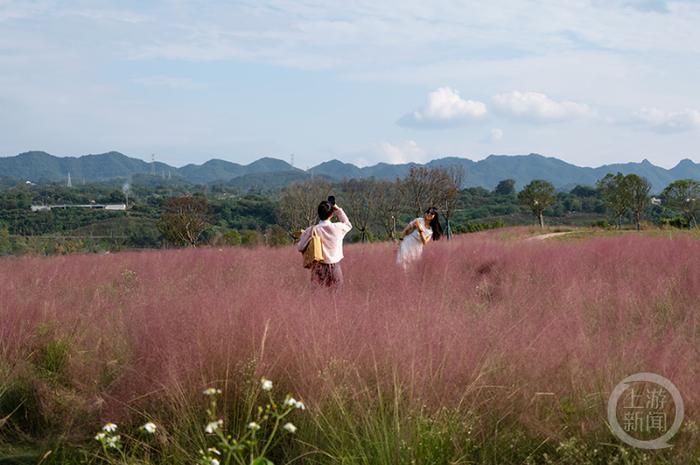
1,232,699,440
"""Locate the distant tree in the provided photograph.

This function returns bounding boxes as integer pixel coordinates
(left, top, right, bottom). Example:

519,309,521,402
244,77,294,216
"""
12,236,28,255
518,180,556,228
494,179,516,196
569,185,598,198
265,224,290,246
241,229,263,246
442,166,465,240
400,166,459,217
372,179,403,241
157,195,210,247
127,223,162,248
597,173,630,228
625,174,651,230
0,226,10,255
339,178,378,243
662,179,700,228
223,229,242,246
277,179,332,233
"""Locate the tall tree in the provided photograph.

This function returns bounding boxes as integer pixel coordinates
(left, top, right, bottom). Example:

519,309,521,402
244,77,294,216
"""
597,172,630,229
340,178,377,243
372,179,403,241
277,178,332,235
442,166,465,240
157,195,210,247
662,179,700,228
625,174,651,231
518,180,556,228
400,166,459,217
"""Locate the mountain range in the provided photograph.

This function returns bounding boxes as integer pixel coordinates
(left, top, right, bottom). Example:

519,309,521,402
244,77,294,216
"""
1,150,699,193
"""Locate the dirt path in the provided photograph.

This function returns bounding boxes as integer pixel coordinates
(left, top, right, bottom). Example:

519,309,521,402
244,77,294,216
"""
525,231,575,241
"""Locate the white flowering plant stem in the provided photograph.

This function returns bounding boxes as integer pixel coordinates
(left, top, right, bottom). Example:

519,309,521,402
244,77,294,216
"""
94,423,127,463
93,419,159,463
199,379,304,465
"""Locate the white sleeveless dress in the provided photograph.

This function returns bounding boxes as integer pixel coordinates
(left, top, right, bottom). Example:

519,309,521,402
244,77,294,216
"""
396,217,433,268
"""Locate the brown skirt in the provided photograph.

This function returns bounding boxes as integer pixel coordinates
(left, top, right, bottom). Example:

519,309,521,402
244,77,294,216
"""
311,262,344,288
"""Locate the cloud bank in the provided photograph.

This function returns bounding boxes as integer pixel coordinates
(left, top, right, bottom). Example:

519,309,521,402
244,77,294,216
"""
398,87,487,128
633,107,700,133
492,91,595,122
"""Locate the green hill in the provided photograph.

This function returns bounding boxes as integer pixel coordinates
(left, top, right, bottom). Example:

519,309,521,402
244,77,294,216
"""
1,150,699,192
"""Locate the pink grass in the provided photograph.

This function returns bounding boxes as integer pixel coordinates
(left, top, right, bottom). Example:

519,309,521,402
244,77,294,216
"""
1,231,699,438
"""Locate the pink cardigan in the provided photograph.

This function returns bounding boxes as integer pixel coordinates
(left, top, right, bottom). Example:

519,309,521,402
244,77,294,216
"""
297,207,352,264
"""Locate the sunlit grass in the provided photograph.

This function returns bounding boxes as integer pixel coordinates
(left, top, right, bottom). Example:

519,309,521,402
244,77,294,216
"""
1,229,700,464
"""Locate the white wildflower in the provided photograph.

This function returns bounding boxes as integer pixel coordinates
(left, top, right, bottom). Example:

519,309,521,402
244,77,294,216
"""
203,387,222,396
210,459,220,465
142,422,157,434
283,422,297,433
105,435,121,449
102,422,118,432
284,397,305,410
94,432,106,441
207,447,221,456
205,419,223,434
248,421,261,430
260,378,273,391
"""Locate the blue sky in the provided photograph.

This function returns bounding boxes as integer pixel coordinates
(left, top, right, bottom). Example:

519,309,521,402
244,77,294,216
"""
1,0,699,168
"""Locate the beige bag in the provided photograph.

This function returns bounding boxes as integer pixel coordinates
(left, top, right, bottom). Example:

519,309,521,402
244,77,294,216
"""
302,227,324,268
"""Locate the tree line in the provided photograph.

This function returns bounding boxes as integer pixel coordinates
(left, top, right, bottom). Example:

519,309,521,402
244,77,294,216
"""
156,168,700,248
2,168,700,254
514,174,700,230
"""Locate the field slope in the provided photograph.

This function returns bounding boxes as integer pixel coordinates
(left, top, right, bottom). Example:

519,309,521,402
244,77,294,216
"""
1,230,699,464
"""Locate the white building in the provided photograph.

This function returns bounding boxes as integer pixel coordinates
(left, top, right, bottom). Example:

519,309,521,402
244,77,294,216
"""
29,203,127,212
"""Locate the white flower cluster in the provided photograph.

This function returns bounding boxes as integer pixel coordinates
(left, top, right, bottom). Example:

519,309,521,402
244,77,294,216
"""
102,422,118,433
195,375,305,465
283,397,306,410
95,423,121,449
198,446,222,465
248,421,261,430
205,419,224,434
95,420,157,451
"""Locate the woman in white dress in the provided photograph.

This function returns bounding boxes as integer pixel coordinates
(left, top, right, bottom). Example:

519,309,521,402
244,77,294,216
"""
396,207,443,269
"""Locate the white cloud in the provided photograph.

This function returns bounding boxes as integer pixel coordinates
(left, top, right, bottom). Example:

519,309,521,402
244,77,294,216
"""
633,107,700,133
379,140,426,164
490,128,504,141
492,91,595,122
398,87,487,128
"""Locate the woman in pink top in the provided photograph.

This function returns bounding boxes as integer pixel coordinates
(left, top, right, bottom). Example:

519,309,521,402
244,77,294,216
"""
297,200,352,288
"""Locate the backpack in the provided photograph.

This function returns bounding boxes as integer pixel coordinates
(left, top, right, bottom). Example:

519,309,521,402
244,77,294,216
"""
302,227,324,268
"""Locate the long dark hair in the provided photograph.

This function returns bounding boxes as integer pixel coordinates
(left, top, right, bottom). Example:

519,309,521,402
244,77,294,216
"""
425,207,443,241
